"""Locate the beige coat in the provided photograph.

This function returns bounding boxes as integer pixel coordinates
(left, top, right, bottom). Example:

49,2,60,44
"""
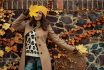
12,13,75,70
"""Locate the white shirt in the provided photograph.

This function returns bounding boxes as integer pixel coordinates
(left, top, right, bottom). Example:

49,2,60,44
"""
25,30,40,57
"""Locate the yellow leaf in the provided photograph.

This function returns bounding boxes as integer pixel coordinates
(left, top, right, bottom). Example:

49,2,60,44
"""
38,6,49,16
29,5,39,17
1,19,5,22
12,12,15,15
0,50,4,57
2,23,10,30
0,15,2,18
53,56,58,59
5,46,11,52
76,44,88,55
0,8,4,12
57,54,61,58
3,66,8,70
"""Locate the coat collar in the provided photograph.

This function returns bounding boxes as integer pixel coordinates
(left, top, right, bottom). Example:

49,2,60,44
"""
24,20,41,36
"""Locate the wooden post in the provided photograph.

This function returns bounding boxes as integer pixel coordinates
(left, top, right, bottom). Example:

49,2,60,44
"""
31,0,33,5
22,0,23,9
12,0,13,9
41,0,44,6
72,0,74,11
82,0,83,10
67,0,68,11
97,0,98,9
57,0,63,10
102,0,103,10
26,0,28,9
0,0,3,8
6,0,8,9
51,0,54,10
37,0,38,5
92,0,93,10
47,0,48,7
17,0,19,9
87,0,88,10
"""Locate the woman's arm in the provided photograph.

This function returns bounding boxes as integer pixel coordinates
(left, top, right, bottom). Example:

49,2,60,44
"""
12,10,29,30
48,25,75,51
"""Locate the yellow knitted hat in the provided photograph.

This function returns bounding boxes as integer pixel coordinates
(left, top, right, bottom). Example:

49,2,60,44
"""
29,5,49,17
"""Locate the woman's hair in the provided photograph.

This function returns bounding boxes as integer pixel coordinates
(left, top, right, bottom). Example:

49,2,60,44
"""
29,13,49,31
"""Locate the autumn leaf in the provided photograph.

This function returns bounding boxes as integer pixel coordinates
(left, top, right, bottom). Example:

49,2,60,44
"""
1,19,5,22
5,46,11,52
11,12,15,16
53,56,58,59
14,33,23,43
2,23,10,30
0,29,5,36
3,66,8,70
0,15,3,18
0,50,4,57
29,5,39,17
0,8,4,12
76,44,88,55
10,39,15,46
38,6,49,16
11,46,17,52
57,54,61,58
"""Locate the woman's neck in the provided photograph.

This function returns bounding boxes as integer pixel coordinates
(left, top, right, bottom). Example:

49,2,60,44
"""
37,21,40,24
36,21,41,28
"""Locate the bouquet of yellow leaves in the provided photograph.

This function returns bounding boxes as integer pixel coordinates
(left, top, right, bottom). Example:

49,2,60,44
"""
29,5,49,17
29,5,39,17
76,44,88,56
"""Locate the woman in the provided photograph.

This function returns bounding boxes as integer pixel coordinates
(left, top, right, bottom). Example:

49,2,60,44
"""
12,5,76,70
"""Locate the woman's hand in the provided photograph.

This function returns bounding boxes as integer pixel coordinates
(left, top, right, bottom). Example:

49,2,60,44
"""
74,44,89,56
23,9,29,16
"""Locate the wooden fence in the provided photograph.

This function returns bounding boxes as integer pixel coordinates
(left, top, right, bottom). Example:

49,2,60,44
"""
1,0,104,11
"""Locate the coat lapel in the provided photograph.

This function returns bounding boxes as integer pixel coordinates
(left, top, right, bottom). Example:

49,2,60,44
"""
19,21,33,70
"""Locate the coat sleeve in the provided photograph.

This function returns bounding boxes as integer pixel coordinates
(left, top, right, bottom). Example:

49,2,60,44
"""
48,25,75,51
12,13,27,31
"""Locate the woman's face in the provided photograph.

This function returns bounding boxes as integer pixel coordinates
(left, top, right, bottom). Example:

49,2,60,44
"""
34,11,42,21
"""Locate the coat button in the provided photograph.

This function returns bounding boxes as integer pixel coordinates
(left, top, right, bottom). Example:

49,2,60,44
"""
40,52,42,54
38,44,41,46
37,36,39,38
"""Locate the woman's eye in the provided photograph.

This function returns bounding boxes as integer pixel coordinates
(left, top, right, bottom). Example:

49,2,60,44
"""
37,12,42,14
39,13,41,14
